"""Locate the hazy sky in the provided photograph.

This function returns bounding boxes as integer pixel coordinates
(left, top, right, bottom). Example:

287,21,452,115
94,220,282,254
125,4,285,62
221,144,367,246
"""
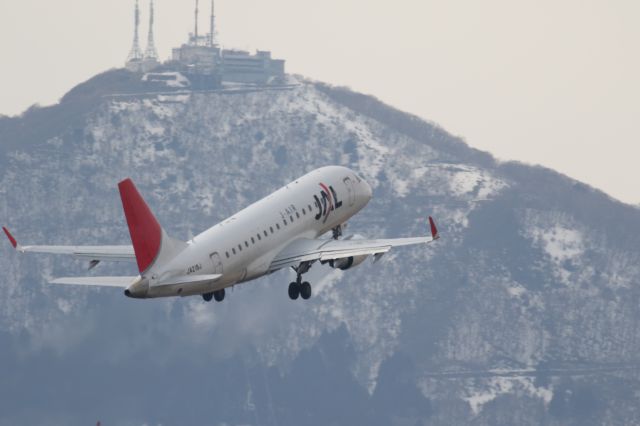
1,0,638,203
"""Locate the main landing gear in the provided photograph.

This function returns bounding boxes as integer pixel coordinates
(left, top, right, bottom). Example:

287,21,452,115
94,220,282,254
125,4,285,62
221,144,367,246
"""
289,223,343,300
288,280,312,300
289,261,313,300
202,288,225,302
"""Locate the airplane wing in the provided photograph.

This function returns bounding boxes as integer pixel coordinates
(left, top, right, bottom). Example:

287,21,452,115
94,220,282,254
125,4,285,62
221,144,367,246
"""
269,216,439,272
3,227,135,263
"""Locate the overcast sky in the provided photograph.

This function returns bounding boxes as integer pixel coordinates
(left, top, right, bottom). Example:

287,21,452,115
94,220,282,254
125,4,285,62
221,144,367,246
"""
1,0,638,203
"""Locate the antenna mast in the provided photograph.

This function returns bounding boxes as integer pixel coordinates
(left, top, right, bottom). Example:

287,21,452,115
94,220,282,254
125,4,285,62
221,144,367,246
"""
144,0,159,60
209,0,215,47
127,0,144,62
194,0,199,41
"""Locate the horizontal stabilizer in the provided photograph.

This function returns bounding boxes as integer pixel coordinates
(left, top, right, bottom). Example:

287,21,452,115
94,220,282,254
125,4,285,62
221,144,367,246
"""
2,227,135,262
49,276,138,287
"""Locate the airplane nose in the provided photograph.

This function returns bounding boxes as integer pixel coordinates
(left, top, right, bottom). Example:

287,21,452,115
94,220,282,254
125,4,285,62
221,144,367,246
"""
364,181,373,200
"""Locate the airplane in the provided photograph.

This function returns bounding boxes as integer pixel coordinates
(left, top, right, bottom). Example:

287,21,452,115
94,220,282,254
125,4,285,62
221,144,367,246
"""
3,166,439,302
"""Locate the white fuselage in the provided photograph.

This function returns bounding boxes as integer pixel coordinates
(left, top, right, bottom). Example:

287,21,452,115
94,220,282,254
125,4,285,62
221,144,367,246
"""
137,166,372,298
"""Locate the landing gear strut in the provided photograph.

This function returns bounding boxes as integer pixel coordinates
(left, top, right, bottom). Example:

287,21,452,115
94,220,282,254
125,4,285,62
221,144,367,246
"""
332,223,344,240
289,261,313,300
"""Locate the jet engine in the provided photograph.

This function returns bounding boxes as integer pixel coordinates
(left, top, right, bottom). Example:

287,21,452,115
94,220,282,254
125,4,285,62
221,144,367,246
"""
331,255,368,270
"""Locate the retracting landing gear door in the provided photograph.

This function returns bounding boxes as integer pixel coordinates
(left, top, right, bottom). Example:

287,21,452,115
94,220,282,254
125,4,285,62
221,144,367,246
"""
210,252,223,274
343,177,355,207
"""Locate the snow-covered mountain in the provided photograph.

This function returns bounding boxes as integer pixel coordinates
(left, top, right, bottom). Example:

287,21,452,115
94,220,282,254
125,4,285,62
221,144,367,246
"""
1,70,640,425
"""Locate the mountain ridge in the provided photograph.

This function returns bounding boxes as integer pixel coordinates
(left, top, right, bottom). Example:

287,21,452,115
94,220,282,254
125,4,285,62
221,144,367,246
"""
1,68,639,425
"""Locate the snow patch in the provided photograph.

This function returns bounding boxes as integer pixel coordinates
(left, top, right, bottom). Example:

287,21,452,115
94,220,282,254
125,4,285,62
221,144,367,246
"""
465,376,553,415
524,216,587,285
412,163,508,200
56,298,73,314
447,164,508,199
157,94,190,104
450,168,482,196
391,177,410,197
142,72,190,88
186,300,217,330
507,283,527,298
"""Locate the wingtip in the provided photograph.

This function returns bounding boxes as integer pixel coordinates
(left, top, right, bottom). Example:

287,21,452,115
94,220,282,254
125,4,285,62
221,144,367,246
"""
2,226,18,249
428,216,440,240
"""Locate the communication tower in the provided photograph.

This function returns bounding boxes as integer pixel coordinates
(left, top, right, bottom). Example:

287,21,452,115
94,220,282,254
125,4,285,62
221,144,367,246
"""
209,0,216,47
126,0,144,64
144,0,159,60
195,0,199,41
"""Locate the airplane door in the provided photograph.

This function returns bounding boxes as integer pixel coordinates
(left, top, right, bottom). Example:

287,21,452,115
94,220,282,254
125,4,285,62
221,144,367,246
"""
210,252,223,274
344,177,355,207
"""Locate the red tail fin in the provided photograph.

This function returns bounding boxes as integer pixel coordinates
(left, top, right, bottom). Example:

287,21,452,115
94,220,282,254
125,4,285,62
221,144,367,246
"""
118,179,162,273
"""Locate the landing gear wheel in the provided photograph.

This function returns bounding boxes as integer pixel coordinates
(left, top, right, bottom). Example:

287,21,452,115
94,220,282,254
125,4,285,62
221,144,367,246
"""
202,292,213,302
288,282,300,300
300,281,312,300
213,289,225,302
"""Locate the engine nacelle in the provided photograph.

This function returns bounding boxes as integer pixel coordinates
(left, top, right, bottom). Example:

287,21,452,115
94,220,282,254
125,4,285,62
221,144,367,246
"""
331,255,368,270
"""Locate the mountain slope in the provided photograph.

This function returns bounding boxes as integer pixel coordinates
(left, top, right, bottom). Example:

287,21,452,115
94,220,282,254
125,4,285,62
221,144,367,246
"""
1,70,639,425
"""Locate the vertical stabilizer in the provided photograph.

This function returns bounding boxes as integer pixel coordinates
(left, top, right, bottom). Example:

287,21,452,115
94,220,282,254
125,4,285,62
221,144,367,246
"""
118,179,186,274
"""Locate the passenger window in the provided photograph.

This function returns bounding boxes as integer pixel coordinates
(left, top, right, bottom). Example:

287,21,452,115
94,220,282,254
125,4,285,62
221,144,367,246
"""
232,248,236,255
270,226,274,234
257,233,261,240
302,208,306,215
245,241,249,248
290,215,294,222
251,237,255,244
264,230,268,237
296,212,300,219
276,223,280,230
238,244,242,251
308,204,312,211
226,251,230,258
283,219,287,226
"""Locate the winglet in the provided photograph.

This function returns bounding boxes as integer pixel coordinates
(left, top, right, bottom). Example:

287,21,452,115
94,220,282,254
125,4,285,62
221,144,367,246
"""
428,216,439,240
2,227,18,249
